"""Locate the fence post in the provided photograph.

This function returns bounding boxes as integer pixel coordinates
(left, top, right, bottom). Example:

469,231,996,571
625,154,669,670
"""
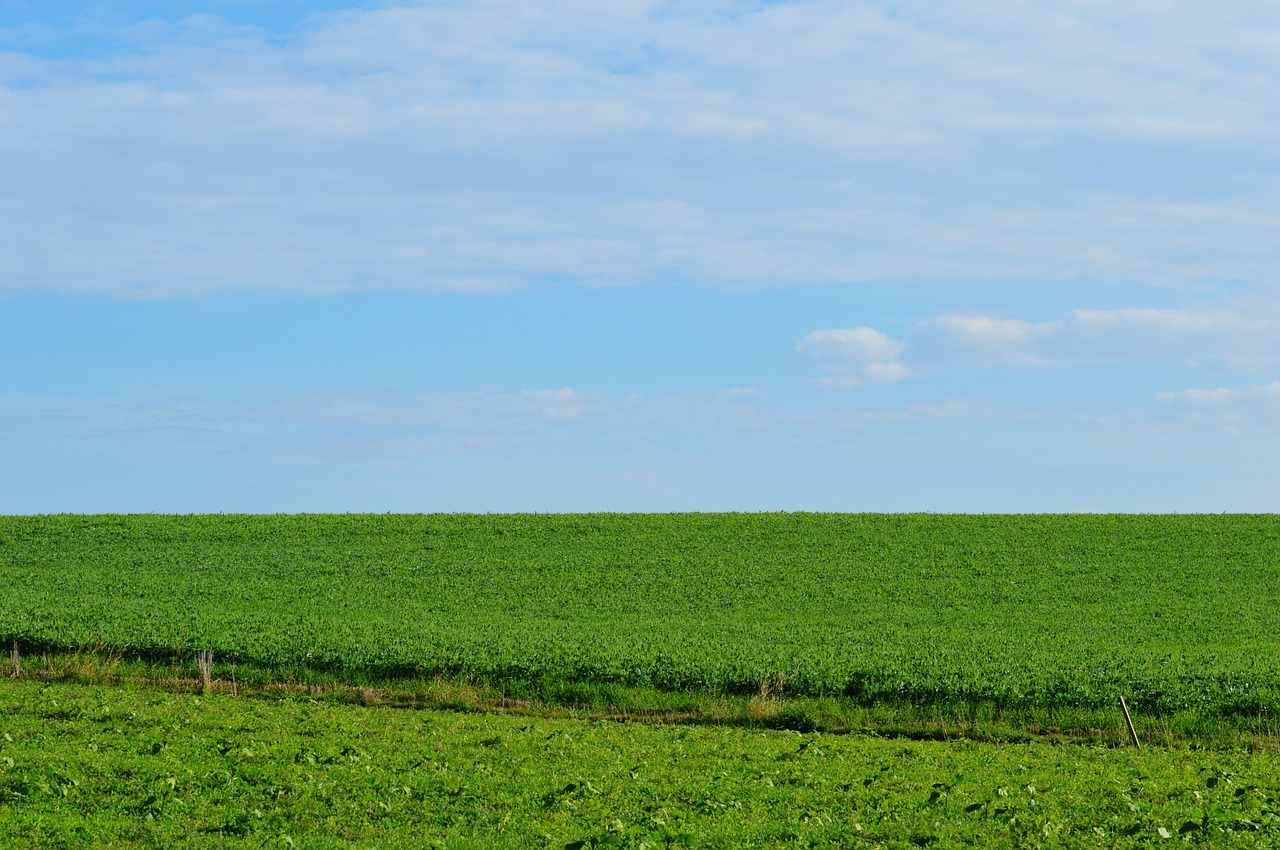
1119,696,1140,748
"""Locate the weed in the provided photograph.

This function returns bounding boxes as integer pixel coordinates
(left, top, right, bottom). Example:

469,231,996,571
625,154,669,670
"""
196,649,213,692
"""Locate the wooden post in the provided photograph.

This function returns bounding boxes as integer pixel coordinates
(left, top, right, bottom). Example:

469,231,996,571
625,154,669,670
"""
197,649,213,692
1119,696,1140,748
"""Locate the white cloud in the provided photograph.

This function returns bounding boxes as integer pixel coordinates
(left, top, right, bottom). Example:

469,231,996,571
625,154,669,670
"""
1156,381,1280,431
1155,386,1242,405
804,300,1280,386
797,327,909,387
911,316,1046,368
4,1,1280,296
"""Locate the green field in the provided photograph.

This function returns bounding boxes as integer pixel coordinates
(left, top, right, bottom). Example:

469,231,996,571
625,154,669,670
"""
6,513,1280,847
4,678,1280,849
4,513,1280,719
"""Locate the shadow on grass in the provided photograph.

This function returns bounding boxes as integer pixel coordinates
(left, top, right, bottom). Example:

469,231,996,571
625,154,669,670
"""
6,643,1280,751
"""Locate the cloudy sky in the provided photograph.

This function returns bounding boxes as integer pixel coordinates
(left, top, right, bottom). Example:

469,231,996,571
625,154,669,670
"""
2,0,1279,512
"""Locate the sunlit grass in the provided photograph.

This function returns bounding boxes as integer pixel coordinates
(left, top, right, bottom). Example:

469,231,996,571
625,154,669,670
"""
4,677,1280,848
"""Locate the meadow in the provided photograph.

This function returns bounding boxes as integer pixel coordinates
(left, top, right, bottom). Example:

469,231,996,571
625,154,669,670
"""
4,513,1280,720
4,678,1280,848
6,513,1280,847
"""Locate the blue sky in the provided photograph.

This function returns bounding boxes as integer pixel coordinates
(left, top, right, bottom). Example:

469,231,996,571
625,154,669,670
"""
2,0,1279,512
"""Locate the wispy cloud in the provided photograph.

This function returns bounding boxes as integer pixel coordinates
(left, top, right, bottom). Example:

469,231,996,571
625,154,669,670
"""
1157,381,1280,432
6,378,1274,511
796,327,909,388
0,386,611,460
4,1,1280,296
0,383,1043,465
803,301,1280,384
263,387,608,429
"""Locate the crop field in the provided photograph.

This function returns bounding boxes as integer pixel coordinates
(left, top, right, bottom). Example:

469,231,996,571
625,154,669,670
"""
4,678,1280,849
6,513,1280,847
4,513,1280,720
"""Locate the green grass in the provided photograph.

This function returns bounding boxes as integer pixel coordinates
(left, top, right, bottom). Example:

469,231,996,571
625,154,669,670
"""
14,651,1280,749
8,513,1280,845
5,513,1280,723
4,677,1280,849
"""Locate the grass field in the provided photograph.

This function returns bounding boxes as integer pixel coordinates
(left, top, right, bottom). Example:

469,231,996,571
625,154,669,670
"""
6,513,1280,846
4,678,1280,849
4,513,1280,722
